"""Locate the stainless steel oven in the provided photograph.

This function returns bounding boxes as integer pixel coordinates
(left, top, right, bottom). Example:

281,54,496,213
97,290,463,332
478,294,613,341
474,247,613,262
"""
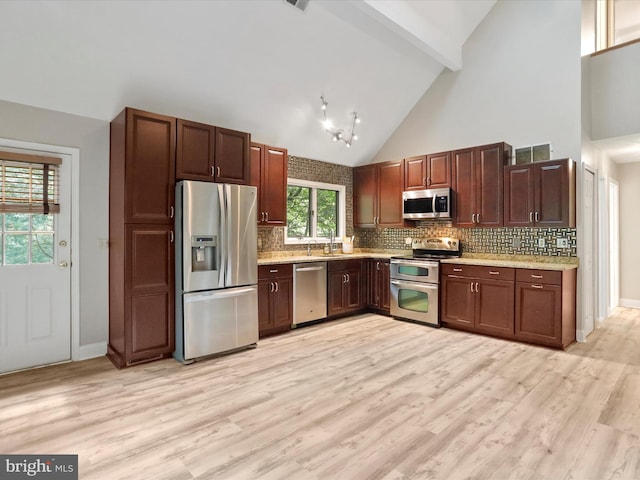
390,237,461,327
390,259,440,326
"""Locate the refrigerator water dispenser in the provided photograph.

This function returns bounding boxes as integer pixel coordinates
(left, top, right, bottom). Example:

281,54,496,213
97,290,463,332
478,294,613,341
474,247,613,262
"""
191,235,217,272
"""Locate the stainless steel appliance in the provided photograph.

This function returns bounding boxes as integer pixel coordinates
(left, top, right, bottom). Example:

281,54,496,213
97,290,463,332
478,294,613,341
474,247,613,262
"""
403,187,452,220
293,262,327,326
390,237,461,326
174,180,258,363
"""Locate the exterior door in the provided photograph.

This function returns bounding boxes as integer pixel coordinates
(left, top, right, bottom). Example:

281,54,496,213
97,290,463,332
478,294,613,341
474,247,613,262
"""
0,148,71,374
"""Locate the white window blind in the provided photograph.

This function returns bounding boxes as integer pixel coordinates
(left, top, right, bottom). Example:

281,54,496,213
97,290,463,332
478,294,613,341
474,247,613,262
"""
0,150,61,214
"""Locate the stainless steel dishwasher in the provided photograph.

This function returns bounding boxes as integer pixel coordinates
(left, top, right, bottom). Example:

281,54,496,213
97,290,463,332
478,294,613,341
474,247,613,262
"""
293,262,327,326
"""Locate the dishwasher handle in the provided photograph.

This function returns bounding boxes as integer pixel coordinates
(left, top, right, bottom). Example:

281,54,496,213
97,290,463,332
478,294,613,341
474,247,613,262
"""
296,266,326,272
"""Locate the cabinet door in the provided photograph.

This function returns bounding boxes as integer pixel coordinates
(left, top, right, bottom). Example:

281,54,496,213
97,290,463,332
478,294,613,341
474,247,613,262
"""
260,146,288,226
475,144,505,227
328,271,346,316
380,260,391,312
214,127,250,185
404,155,427,190
176,119,215,181
249,143,263,223
344,269,362,312
125,109,176,224
535,160,574,227
258,278,274,334
452,148,475,227
475,278,514,338
272,277,293,328
515,282,562,347
126,225,174,361
441,275,474,328
354,164,378,228
427,151,451,188
377,160,405,227
504,164,534,227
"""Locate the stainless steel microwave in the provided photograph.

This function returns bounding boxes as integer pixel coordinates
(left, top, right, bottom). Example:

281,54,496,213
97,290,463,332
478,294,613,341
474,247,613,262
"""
403,187,452,220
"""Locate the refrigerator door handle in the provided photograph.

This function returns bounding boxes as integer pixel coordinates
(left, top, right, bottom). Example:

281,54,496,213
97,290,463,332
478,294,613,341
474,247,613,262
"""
184,286,257,303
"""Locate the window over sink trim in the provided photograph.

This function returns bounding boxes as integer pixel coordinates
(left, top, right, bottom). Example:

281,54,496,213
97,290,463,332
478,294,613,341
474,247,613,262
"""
285,178,345,245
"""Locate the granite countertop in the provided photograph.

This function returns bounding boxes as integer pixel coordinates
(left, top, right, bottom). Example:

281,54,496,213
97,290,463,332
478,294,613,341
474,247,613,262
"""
257,249,406,265
442,254,579,271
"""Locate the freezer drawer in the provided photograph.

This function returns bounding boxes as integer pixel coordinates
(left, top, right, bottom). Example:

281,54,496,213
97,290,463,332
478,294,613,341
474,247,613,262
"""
182,285,258,360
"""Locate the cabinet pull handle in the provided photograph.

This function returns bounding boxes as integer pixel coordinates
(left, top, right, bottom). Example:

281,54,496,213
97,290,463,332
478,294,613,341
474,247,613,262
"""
470,282,474,293
270,269,278,273
346,273,350,283
531,284,544,289
529,211,533,223
453,268,462,272
275,281,279,292
265,212,269,222
343,274,347,283
477,213,480,223
170,206,174,218
210,166,215,177
270,282,274,292
169,231,174,243
531,274,543,279
377,261,381,271
476,282,479,292
261,212,265,222
423,177,427,186
535,211,540,222
489,271,500,275
216,166,221,177
427,177,431,186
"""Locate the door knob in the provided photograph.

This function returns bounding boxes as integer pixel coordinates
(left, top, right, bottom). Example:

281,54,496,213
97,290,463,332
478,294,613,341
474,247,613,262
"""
59,261,69,269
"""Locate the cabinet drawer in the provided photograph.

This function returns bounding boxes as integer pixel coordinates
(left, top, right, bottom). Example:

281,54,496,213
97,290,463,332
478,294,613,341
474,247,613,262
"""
258,264,293,279
516,268,561,285
441,264,514,280
328,259,362,272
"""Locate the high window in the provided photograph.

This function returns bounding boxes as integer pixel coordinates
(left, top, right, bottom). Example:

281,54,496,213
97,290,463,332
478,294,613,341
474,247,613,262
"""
596,0,640,51
285,179,345,244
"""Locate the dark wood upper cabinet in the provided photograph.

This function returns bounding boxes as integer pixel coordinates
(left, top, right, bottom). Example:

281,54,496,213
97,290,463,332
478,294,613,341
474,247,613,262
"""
354,160,407,228
122,109,176,224
176,121,250,185
250,142,288,226
176,119,215,181
215,127,251,184
404,152,451,191
504,158,576,228
452,142,511,227
404,155,427,190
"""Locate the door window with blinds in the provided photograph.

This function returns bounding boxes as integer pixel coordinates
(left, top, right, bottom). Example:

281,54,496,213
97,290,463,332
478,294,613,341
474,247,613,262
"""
0,150,61,266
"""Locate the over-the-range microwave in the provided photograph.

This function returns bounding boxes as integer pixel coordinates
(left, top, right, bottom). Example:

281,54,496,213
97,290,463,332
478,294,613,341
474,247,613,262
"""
402,187,452,220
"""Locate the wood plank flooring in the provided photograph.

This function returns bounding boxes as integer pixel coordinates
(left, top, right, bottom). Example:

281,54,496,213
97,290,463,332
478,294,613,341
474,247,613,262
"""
1,308,640,479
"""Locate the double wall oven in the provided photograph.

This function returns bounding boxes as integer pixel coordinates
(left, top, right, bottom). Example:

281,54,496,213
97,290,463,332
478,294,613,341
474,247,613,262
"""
390,238,461,327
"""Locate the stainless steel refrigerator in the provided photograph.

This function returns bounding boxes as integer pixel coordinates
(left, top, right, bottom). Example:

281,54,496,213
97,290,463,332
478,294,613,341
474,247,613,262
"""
174,180,258,363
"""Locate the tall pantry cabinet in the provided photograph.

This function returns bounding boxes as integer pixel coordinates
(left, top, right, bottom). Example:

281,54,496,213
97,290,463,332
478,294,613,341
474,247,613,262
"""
108,108,176,368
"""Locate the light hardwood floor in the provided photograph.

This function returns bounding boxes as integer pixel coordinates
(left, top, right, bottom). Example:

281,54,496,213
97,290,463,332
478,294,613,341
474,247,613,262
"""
1,308,640,480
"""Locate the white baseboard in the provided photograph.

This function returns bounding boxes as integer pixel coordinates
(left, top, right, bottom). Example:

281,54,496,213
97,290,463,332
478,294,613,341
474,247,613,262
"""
619,298,640,309
77,342,107,361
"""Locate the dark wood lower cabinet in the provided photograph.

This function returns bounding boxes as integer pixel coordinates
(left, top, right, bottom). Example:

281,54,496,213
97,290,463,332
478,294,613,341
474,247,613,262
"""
328,260,364,317
258,265,293,338
441,263,576,349
365,259,391,314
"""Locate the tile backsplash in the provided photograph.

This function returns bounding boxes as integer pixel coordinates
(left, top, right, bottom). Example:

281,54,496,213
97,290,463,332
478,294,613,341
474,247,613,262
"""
259,156,577,257
356,221,577,257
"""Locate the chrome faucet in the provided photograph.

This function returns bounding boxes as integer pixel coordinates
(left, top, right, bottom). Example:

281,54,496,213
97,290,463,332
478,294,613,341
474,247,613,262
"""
307,239,317,256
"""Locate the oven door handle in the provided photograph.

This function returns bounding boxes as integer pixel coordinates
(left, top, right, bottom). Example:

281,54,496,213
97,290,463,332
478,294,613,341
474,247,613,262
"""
391,259,438,267
391,279,438,289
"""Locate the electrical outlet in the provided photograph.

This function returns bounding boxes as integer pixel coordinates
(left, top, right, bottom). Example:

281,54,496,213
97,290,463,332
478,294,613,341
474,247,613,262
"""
557,238,568,248
405,237,412,245
512,237,520,249
538,238,546,248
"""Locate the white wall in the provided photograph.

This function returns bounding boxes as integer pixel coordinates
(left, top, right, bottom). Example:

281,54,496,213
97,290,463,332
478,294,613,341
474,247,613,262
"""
590,42,640,140
372,0,583,164
0,100,109,346
618,162,640,305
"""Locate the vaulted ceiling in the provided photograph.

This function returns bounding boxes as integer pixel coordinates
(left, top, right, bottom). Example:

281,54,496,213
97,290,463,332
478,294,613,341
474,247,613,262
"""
0,0,495,166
